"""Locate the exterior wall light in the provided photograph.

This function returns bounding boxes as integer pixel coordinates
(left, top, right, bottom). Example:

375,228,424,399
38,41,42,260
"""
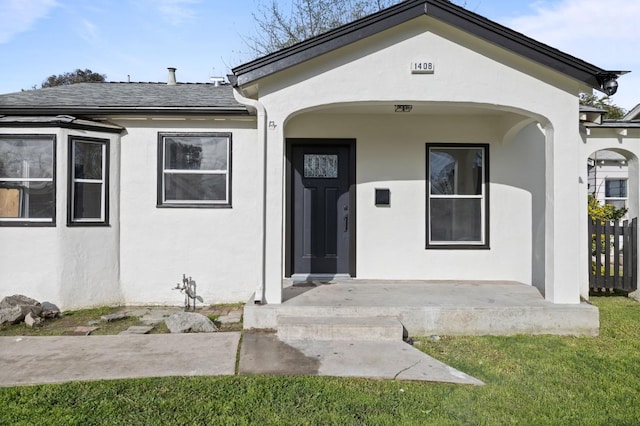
597,71,629,96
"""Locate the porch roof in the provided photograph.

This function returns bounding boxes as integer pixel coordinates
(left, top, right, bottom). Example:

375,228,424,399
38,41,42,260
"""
231,0,626,94
585,120,640,129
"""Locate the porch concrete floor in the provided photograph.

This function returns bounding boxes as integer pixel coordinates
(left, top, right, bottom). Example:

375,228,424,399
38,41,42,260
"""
243,280,600,336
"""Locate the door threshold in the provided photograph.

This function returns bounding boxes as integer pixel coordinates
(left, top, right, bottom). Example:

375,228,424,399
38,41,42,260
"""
290,274,352,283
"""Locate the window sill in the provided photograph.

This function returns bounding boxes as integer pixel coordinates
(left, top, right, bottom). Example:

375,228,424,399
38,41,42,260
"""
156,203,232,209
0,221,55,227
425,244,490,250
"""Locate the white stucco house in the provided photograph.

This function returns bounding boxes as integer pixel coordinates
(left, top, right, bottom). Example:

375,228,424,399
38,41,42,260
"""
0,0,634,318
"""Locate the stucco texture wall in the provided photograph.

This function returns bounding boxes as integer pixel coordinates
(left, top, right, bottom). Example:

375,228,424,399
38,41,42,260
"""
0,128,122,310
115,119,261,305
286,113,545,285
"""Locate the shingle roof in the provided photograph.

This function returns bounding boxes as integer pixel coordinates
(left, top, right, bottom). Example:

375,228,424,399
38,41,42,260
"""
0,82,249,115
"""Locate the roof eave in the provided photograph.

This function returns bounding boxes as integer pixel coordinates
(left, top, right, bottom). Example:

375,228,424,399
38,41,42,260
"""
0,115,125,134
231,0,624,92
0,107,251,116
232,1,426,86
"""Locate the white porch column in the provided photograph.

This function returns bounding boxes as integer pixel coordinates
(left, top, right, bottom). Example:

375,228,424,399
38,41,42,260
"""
263,119,285,304
544,118,582,304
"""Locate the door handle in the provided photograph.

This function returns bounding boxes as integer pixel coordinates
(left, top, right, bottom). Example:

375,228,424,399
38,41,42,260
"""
344,214,349,232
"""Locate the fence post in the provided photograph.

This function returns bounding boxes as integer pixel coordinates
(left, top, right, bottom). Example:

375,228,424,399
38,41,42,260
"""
614,220,622,289
589,219,594,288
632,218,638,292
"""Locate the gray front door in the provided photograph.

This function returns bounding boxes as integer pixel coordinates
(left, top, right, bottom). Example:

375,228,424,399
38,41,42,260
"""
292,144,352,275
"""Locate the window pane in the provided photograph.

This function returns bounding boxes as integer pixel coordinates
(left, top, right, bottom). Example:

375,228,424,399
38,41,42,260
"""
430,148,483,195
0,138,53,179
605,200,626,210
605,179,627,198
165,174,227,201
74,142,103,179
304,154,338,178
0,182,54,219
165,137,227,171
430,198,482,242
73,182,102,219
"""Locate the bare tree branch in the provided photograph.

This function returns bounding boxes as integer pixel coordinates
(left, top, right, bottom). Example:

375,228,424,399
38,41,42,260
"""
245,0,402,57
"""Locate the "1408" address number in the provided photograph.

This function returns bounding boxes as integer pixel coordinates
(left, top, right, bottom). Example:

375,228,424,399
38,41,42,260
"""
411,62,435,74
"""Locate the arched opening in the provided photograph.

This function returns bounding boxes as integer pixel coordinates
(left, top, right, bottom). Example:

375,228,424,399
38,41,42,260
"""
586,147,638,295
588,149,633,219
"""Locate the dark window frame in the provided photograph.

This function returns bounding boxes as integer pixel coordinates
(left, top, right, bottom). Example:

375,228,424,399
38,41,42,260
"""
0,134,56,227
604,178,627,198
67,136,110,226
157,132,232,208
425,143,490,249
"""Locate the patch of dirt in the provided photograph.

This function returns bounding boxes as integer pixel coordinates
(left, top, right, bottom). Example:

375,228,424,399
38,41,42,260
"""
0,305,243,336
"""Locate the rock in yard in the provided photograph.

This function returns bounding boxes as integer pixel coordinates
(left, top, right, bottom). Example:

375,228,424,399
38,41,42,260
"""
40,301,61,318
0,294,42,319
165,312,218,333
25,312,44,327
0,306,23,325
101,312,128,322
0,294,40,309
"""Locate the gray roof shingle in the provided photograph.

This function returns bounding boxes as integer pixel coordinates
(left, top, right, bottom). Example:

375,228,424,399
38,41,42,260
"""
0,82,249,115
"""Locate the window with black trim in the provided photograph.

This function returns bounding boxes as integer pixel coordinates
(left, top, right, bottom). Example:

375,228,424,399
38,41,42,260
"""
426,144,489,248
68,137,109,225
158,133,231,207
604,178,627,210
0,134,56,226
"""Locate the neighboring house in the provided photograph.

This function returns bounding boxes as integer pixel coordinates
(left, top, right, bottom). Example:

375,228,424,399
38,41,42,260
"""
585,103,640,214
0,0,635,310
588,149,629,211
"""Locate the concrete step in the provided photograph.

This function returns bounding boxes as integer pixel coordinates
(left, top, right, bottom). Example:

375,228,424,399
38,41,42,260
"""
276,315,403,341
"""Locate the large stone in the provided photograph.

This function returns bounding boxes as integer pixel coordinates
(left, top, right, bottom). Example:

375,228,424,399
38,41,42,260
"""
40,301,61,319
101,312,128,322
0,294,42,320
24,312,44,327
0,306,23,325
165,312,218,333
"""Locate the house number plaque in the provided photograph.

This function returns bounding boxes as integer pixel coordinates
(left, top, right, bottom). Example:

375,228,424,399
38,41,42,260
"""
411,61,435,74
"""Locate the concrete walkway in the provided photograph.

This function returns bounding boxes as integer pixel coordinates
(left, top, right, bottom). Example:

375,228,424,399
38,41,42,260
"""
0,334,240,387
0,332,482,387
239,332,483,385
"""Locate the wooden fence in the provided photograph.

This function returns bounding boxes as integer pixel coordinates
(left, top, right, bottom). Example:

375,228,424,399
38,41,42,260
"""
589,217,637,292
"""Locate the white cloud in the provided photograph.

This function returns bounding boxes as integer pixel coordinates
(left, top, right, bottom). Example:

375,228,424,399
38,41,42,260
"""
155,0,200,26
79,18,99,43
503,0,640,110
0,0,58,44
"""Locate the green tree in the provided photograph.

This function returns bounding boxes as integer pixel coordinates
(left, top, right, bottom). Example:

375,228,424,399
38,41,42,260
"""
580,93,626,119
246,0,403,56
41,69,106,88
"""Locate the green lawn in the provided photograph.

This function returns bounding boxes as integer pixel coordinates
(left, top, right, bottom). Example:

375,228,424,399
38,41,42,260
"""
1,297,639,425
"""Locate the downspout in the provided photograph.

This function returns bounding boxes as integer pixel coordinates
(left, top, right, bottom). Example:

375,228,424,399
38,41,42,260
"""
233,88,267,304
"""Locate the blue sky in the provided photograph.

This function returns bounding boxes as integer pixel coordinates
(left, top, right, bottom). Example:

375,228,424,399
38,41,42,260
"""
1,0,638,111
